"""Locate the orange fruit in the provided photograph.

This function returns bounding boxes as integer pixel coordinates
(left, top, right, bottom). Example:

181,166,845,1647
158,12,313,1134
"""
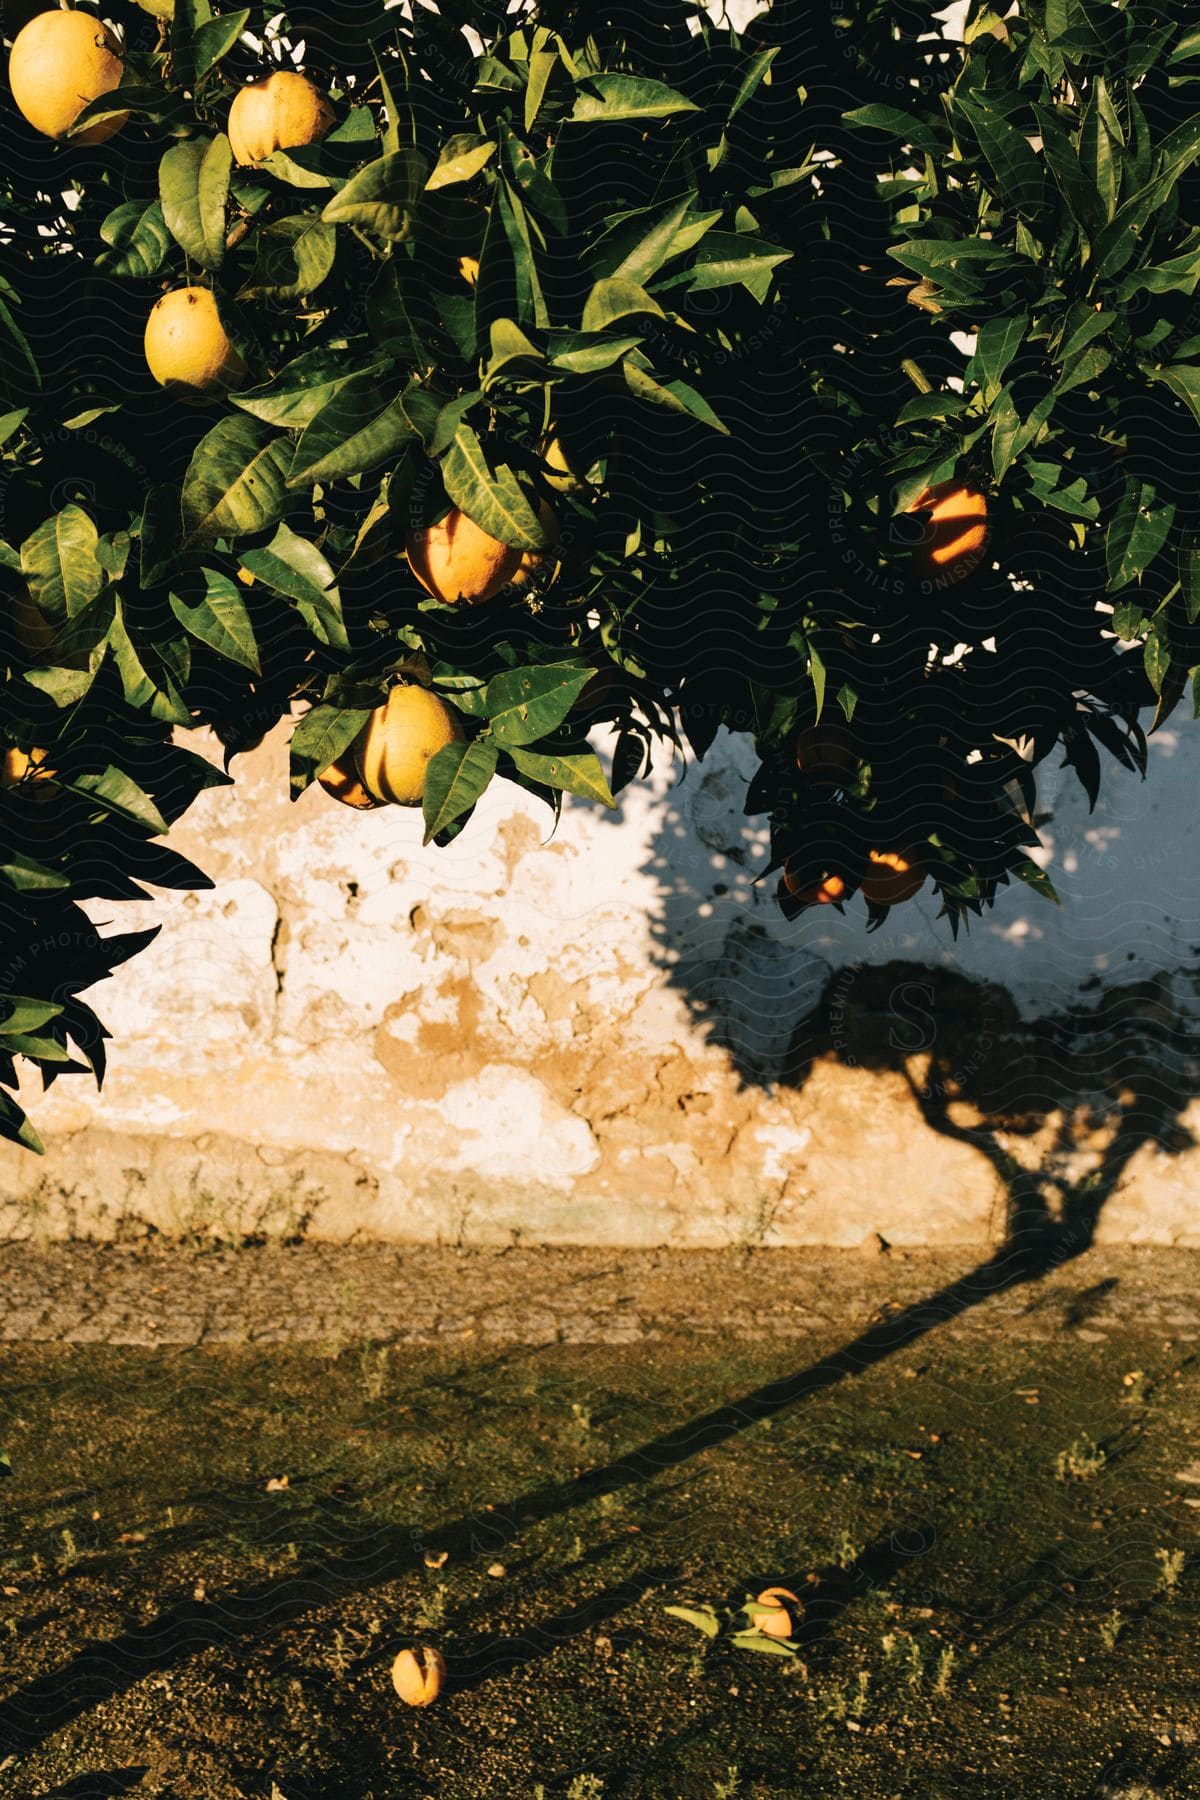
354,685,464,807
390,1646,445,1707
1,744,57,799
782,863,846,907
860,846,926,907
794,721,857,789
749,1587,803,1639
906,481,988,582
144,288,246,396
227,70,334,166
405,502,557,606
317,753,382,811
8,10,127,143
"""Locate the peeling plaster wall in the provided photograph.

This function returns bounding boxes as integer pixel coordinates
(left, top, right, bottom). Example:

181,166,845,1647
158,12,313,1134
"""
4,716,1200,1250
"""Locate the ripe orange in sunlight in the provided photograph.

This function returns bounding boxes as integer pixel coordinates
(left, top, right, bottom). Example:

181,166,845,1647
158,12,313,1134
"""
906,481,989,582
860,846,926,907
782,863,847,906
9,9,126,142
405,503,558,605
227,70,335,165
750,1587,803,1638
391,1646,446,1707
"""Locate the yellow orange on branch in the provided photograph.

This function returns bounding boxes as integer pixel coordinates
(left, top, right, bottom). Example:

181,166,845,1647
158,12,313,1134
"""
405,502,557,606
144,288,246,396
227,70,335,166
8,9,127,144
353,685,464,808
317,754,383,812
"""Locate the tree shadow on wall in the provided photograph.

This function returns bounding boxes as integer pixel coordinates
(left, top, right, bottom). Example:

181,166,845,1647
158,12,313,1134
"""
634,727,1200,1260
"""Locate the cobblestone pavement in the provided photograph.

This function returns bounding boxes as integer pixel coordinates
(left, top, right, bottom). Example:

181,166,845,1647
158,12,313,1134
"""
2,1241,1199,1346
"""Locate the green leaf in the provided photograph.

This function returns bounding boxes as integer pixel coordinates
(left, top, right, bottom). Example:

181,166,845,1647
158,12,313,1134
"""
232,350,382,430
592,194,720,286
1180,538,1200,623
288,376,416,487
239,524,348,649
956,95,1045,214
426,136,496,190
728,1630,799,1657
24,664,97,707
570,74,700,124
421,736,499,842
107,604,192,725
67,84,181,139
322,149,425,241
1106,479,1175,585
170,571,260,672
663,1605,721,1638
508,743,616,807
968,314,1027,400
842,103,942,154
496,175,548,330
622,363,729,433
1144,627,1171,695
69,766,169,836
289,702,372,798
726,45,779,126
546,330,643,375
239,215,336,300
1010,858,1061,907
1053,344,1111,396
193,8,250,79
172,0,214,91
256,149,333,190
1145,364,1200,427
1116,249,1200,299
97,199,171,279
525,48,558,133
485,318,546,386
0,409,27,451
687,231,791,293
580,276,665,332
0,1091,43,1154
0,850,69,894
441,424,551,549
0,997,64,1034
159,135,232,272
181,415,292,547
485,663,593,746
20,507,103,622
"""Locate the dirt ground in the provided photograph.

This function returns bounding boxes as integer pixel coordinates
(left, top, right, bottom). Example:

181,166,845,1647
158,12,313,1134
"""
2,1244,1199,1797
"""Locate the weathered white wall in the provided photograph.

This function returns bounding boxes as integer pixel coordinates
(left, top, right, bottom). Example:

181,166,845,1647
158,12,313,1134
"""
2,713,1199,1250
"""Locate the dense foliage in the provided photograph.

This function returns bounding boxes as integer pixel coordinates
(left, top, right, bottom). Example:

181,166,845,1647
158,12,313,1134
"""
1,0,1197,1148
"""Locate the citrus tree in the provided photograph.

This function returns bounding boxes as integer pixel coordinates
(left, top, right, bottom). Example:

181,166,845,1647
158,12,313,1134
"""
0,0,1195,1151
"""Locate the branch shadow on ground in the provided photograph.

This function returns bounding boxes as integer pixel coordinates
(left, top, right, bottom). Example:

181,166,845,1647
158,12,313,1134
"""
6,783,1200,1779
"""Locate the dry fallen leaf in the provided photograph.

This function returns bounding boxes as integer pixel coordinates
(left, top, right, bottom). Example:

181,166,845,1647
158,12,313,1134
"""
423,1549,448,1569
265,1476,289,1492
487,1562,506,1578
